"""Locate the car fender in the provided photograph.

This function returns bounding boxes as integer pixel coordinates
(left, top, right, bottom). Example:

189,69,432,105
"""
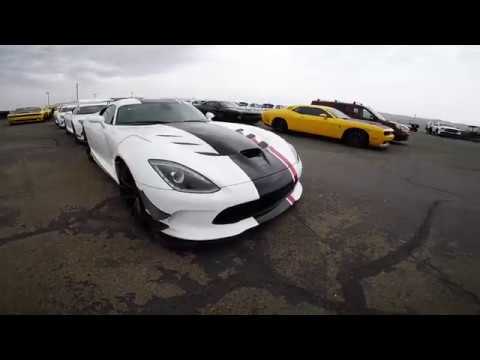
115,135,172,190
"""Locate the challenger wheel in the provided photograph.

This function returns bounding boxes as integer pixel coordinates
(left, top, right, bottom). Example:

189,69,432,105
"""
272,118,288,133
344,129,369,148
116,161,150,226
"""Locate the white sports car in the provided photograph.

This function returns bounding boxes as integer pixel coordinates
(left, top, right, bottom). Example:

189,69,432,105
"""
54,104,76,128
83,98,303,241
65,102,109,142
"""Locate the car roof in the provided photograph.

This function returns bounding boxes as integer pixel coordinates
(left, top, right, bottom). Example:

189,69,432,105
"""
110,98,187,107
78,102,109,107
314,100,365,107
291,104,331,110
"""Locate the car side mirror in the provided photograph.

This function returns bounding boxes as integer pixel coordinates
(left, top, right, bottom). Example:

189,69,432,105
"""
205,112,215,121
99,108,107,116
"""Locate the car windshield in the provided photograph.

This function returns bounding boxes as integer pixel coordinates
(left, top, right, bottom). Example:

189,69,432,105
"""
326,107,351,119
220,101,238,108
77,105,106,114
116,102,208,125
366,106,386,121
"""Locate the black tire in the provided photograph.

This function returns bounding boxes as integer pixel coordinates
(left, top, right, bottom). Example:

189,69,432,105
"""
116,161,150,227
343,129,369,148
272,118,288,133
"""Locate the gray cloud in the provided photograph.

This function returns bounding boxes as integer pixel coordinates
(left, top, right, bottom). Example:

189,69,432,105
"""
1,45,479,125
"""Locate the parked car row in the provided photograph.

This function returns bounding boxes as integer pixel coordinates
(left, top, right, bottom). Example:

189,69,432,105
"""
14,96,414,244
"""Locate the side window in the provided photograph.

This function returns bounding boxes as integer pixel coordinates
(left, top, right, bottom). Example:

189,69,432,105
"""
308,108,329,117
103,105,116,125
294,106,311,115
362,108,374,120
295,107,328,117
353,107,360,115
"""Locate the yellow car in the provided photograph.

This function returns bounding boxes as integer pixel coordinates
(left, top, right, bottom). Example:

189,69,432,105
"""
262,105,395,148
7,107,46,125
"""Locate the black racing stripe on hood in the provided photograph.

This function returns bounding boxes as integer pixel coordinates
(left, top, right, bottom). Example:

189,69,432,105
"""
166,122,291,196
167,122,255,155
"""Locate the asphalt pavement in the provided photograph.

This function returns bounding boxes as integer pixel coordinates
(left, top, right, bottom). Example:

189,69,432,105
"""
1,119,479,314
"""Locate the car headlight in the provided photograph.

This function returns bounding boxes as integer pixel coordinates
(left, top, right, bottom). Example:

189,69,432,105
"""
148,160,220,193
288,143,300,163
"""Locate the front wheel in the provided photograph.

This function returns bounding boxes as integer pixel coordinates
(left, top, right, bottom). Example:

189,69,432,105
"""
344,129,369,148
272,118,288,133
117,162,151,227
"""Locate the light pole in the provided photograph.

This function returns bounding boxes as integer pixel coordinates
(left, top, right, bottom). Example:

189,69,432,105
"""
75,82,79,105
45,91,50,106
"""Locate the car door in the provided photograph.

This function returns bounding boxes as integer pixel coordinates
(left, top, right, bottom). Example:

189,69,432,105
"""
71,107,80,129
304,107,334,136
290,106,330,135
96,105,117,166
288,106,311,132
88,105,114,165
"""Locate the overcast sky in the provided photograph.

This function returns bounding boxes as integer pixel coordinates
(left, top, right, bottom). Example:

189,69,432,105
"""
1,45,479,125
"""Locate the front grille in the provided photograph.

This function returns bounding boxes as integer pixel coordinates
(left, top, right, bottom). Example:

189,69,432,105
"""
213,181,295,224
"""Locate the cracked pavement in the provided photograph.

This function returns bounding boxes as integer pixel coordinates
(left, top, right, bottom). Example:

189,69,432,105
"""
1,120,480,314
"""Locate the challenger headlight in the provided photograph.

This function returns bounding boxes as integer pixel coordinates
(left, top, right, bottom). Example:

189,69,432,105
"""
287,143,300,163
148,160,220,193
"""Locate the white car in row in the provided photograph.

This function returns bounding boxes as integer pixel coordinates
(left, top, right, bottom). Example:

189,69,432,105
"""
427,121,463,137
83,98,303,242
64,102,109,142
54,104,76,128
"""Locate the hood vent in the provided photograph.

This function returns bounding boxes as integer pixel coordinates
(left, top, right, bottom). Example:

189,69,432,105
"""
240,148,263,158
172,142,200,145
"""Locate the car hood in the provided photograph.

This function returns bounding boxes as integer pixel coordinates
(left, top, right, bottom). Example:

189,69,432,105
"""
114,121,298,188
76,113,102,121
